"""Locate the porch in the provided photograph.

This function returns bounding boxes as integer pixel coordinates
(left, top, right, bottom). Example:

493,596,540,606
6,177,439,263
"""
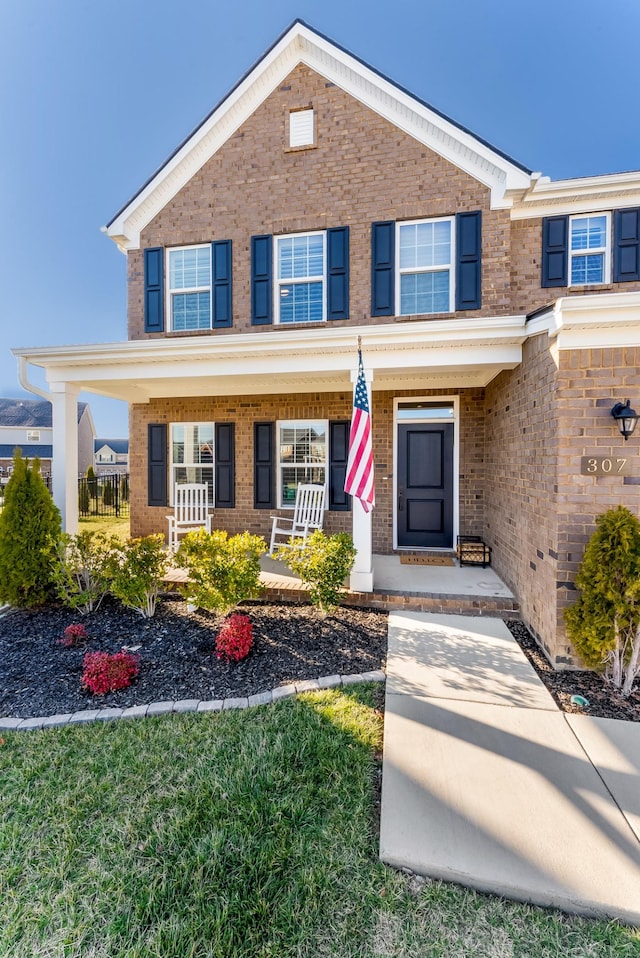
166,553,519,618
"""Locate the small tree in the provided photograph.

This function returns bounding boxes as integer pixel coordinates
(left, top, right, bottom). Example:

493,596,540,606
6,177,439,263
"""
86,465,98,514
0,450,61,607
102,479,114,507
565,506,640,697
78,481,90,516
176,529,266,615
276,531,356,615
109,534,168,618
53,530,119,614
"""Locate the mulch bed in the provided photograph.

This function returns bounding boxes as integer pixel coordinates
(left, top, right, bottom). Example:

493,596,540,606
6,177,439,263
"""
1,596,638,722
0,596,388,720
506,619,640,723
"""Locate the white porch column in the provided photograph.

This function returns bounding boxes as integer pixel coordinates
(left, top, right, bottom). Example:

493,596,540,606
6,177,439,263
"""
349,366,374,593
50,382,80,533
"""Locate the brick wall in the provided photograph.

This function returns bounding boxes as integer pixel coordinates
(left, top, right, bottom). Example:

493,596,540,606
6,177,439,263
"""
130,387,486,553
128,63,512,339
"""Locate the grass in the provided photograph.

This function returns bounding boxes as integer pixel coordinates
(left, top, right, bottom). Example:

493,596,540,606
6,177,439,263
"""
78,513,130,539
1,686,638,958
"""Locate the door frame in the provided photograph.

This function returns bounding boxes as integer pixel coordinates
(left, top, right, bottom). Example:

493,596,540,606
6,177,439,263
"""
392,395,460,551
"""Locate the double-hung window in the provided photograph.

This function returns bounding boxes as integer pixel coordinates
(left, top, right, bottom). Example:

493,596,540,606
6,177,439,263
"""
276,232,326,323
278,420,327,507
569,214,610,286
397,217,454,315
168,245,211,331
170,423,214,505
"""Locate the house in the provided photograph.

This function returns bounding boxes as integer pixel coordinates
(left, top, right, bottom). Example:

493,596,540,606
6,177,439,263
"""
94,438,129,475
0,398,95,479
12,21,640,667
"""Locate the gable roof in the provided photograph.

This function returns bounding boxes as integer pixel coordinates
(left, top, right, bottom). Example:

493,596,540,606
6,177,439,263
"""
104,19,533,252
94,438,129,454
0,398,88,427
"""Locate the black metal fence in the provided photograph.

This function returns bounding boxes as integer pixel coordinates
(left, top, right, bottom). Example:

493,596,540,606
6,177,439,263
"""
78,473,130,518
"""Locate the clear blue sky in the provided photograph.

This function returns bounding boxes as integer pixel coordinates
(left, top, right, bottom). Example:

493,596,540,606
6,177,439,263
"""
1,0,639,437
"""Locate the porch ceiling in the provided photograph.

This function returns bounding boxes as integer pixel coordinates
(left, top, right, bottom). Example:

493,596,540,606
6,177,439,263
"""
14,317,527,403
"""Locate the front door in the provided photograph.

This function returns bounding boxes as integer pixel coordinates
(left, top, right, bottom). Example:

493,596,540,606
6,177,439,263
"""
397,422,454,548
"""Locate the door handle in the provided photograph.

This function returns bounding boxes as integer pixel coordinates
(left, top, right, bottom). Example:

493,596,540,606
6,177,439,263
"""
398,492,404,512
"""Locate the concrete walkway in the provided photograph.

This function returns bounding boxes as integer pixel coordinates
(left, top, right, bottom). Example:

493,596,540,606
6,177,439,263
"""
379,612,640,925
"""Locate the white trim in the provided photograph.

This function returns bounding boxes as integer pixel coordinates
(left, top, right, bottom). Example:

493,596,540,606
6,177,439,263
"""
103,23,531,251
568,212,611,288
274,231,327,324
508,170,640,221
289,108,314,147
395,216,455,316
392,396,459,551
276,419,328,509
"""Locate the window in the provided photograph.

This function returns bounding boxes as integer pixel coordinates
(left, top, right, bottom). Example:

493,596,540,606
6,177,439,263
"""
289,109,314,148
397,218,454,315
26,430,40,442
570,214,610,286
168,245,211,330
278,421,327,508
276,232,326,323
170,423,214,505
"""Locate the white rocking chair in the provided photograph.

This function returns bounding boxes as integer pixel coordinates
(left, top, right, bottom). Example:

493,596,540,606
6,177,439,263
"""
167,483,212,551
269,483,327,556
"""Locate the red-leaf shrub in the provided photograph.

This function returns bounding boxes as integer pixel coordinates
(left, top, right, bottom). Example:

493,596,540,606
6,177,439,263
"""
58,623,89,647
81,650,140,695
215,613,253,663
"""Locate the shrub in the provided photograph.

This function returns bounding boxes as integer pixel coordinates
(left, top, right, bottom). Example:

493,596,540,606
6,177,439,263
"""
565,506,640,697
86,466,98,514
102,480,114,507
53,531,119,614
82,650,139,695
78,482,90,516
120,474,129,502
215,613,253,662
176,529,266,615
109,534,168,618
58,623,89,647
0,450,62,607
276,531,356,615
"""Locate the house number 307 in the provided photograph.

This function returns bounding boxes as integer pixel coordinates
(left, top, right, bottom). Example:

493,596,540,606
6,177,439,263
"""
580,456,631,476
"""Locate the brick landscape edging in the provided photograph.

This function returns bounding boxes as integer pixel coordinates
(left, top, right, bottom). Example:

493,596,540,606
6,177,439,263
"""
0,670,386,732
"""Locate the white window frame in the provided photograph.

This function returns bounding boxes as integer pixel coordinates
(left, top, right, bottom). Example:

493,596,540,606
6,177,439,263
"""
167,244,212,332
26,430,40,442
396,216,455,316
275,231,327,325
169,422,215,506
569,212,611,287
277,419,328,509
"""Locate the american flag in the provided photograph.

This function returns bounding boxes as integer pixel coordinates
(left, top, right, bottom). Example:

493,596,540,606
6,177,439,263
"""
344,349,375,513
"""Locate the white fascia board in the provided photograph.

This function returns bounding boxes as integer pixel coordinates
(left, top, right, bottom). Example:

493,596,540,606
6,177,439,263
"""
509,170,640,220
526,291,640,348
104,24,532,250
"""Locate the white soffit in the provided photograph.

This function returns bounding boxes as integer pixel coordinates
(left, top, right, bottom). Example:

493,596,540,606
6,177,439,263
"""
104,22,531,251
527,290,640,349
509,171,640,220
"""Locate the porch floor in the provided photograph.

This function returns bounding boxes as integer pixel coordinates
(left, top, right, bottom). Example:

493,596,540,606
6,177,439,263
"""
165,554,518,617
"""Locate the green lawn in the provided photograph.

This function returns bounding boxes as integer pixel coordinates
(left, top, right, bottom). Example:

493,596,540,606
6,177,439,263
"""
1,686,637,958
78,513,130,539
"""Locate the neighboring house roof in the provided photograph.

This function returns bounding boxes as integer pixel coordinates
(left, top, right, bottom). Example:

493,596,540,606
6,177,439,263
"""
94,438,129,454
0,444,53,459
0,398,88,427
104,19,533,251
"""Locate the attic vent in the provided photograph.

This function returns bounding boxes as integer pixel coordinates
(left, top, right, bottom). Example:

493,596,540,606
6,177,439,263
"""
289,108,314,148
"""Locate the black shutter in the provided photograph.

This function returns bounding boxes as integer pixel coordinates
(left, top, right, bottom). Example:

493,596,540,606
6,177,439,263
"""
613,208,640,283
455,211,482,310
144,248,164,332
212,240,232,327
329,421,351,511
251,235,273,325
148,423,167,506
254,422,275,508
371,221,395,316
214,423,235,508
327,227,349,320
541,216,568,288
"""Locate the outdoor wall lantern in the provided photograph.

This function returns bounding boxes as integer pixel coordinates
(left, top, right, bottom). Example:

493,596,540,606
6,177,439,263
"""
611,399,639,440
